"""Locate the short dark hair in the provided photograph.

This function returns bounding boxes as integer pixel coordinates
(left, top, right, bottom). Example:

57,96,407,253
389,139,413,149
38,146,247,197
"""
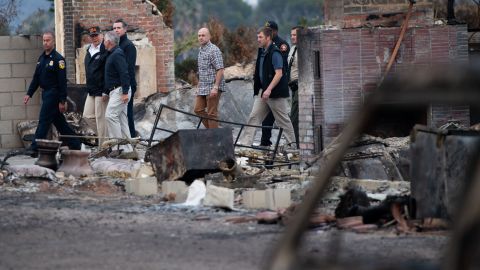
258,27,273,39
114,18,128,28
43,30,55,40
292,26,304,31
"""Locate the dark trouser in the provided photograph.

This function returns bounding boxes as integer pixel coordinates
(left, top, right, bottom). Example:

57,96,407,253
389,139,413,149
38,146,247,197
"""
31,89,81,151
260,111,275,146
291,88,299,147
127,88,136,137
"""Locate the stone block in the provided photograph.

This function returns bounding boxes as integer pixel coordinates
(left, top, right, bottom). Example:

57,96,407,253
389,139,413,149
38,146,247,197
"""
242,190,268,209
0,36,10,49
203,184,234,209
126,177,158,196
26,105,41,120
11,92,26,106
265,189,292,210
0,78,24,92
0,93,12,107
25,50,42,63
1,106,26,120
12,64,36,78
242,189,292,210
161,180,188,203
10,36,41,49
0,50,24,64
1,133,23,148
0,64,11,78
0,120,12,135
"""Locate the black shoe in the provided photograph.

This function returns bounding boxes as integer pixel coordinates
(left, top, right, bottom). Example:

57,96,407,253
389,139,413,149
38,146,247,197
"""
25,148,38,158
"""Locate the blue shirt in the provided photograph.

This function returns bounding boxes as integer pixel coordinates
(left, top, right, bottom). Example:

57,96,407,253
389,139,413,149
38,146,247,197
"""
27,49,67,102
259,47,283,85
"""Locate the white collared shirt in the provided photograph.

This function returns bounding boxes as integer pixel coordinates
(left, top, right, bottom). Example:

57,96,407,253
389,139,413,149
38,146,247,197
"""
88,43,101,57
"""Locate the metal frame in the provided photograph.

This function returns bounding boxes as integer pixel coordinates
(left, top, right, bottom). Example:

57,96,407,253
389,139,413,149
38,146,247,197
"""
265,66,480,270
147,104,297,166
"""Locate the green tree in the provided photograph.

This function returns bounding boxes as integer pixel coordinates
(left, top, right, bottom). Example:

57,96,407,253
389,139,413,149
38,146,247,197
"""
0,0,20,35
16,8,54,35
253,0,323,38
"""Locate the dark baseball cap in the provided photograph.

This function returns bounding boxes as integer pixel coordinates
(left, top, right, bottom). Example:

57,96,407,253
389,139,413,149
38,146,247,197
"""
88,26,100,36
265,21,278,30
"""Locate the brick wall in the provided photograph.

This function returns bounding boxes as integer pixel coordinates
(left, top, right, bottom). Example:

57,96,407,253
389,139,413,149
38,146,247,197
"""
0,36,43,148
297,24,469,158
325,0,434,28
62,0,174,93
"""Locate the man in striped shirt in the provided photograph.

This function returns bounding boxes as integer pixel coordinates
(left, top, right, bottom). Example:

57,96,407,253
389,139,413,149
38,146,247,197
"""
194,27,225,128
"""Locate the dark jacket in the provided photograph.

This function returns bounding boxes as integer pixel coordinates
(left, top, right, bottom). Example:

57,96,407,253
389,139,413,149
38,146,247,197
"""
253,43,289,98
104,46,130,95
273,35,290,66
84,42,108,96
27,49,68,102
119,35,137,92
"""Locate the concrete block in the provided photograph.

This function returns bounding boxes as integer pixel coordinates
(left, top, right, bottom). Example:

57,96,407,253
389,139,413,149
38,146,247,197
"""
25,50,42,63
1,106,26,120
242,190,268,209
0,120,12,135
0,36,10,49
0,93,12,107
126,177,158,196
242,189,292,210
0,50,24,64
265,189,292,210
1,134,23,148
12,64,35,78
26,105,41,119
203,184,234,209
11,92,26,106
161,180,188,203
10,36,41,49
0,78,24,92
0,64,11,78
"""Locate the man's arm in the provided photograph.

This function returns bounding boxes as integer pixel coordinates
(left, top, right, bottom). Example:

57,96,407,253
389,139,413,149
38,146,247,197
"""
114,52,131,95
261,69,282,100
26,59,41,99
57,58,68,103
124,43,137,91
210,68,224,97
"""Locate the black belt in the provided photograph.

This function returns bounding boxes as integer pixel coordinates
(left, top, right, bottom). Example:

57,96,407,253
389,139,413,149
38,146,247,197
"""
108,85,121,91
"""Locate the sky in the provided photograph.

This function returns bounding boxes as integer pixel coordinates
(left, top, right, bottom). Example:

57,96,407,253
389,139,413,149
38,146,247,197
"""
11,0,50,29
243,0,258,7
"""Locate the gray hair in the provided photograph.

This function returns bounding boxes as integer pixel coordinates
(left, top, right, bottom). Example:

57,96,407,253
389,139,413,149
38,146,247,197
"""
43,30,55,40
104,31,119,46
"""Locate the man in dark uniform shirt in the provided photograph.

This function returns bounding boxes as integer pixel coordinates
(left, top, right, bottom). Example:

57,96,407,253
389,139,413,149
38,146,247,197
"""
260,20,290,147
113,18,137,138
24,30,81,156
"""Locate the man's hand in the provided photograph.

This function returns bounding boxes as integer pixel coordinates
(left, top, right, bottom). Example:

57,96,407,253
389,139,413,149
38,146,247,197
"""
59,102,67,113
262,89,271,101
210,88,218,98
121,94,129,104
102,94,109,102
23,95,30,105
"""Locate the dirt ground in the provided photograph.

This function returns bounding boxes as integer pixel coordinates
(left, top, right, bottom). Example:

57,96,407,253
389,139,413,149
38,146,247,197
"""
0,189,448,270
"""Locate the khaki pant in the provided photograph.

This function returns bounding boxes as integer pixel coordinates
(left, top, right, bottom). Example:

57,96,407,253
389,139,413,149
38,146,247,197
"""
194,92,222,128
83,95,107,146
239,95,296,146
105,87,133,152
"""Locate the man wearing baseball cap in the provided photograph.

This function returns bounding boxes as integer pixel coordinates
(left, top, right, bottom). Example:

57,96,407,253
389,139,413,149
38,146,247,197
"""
260,20,290,148
83,26,108,147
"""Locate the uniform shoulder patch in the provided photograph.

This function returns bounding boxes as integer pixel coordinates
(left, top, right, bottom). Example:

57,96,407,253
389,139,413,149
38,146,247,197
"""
280,44,288,52
59,60,65,69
